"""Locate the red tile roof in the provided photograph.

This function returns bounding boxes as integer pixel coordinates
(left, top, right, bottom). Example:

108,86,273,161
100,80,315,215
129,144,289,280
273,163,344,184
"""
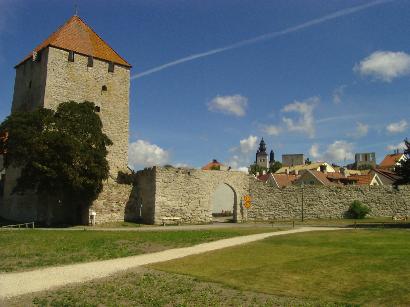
17,15,131,68
349,174,373,185
308,170,334,185
272,174,299,188
257,174,270,182
202,160,225,170
379,153,404,168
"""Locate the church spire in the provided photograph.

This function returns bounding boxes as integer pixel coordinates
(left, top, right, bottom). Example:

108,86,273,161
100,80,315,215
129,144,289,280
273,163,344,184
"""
258,137,267,153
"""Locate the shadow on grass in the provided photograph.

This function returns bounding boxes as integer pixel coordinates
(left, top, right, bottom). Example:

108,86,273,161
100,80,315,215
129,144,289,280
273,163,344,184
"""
347,222,410,229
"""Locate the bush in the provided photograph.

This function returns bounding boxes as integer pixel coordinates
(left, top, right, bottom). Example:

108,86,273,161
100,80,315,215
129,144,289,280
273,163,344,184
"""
347,201,370,219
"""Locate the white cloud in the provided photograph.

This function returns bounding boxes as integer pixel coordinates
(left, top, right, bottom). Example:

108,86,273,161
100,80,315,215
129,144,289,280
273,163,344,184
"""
227,135,259,170
348,122,369,138
386,120,408,133
128,140,169,170
324,140,354,162
310,140,354,163
386,142,406,151
332,85,346,104
174,163,191,168
207,95,248,117
282,96,319,138
237,166,249,173
309,144,320,160
354,51,410,82
239,135,258,154
262,125,281,136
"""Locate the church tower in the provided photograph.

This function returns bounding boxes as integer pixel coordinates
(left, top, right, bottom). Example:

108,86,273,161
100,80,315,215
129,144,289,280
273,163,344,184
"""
255,138,269,169
11,15,131,176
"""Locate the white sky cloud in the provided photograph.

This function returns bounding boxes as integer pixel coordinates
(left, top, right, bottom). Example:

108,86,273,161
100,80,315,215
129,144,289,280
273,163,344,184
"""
208,95,248,117
386,120,408,133
227,135,259,170
239,135,258,153
262,125,281,136
324,140,354,162
282,96,318,138
309,140,354,163
386,142,406,151
128,139,170,170
309,144,320,160
354,51,410,82
332,85,346,104
237,166,249,173
348,122,369,138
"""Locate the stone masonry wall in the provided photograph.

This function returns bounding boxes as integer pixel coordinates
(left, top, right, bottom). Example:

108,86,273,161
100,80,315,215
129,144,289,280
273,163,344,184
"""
137,167,250,225
89,182,136,224
12,49,48,112
44,47,130,176
248,179,410,220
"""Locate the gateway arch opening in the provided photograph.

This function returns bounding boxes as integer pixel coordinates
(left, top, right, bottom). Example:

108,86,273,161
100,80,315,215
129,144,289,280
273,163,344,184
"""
211,183,237,222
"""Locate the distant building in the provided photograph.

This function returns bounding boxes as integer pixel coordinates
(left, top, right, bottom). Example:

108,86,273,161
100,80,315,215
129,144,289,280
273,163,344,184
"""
354,152,376,169
257,173,299,188
255,138,275,169
282,154,304,167
369,168,400,185
275,162,336,174
202,159,228,171
379,152,406,171
293,169,382,186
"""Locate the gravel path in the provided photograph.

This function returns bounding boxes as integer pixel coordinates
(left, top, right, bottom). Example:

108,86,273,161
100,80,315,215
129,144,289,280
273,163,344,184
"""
0,227,346,298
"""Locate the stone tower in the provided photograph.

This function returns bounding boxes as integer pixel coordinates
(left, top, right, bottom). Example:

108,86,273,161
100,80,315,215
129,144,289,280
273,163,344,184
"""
255,138,269,169
1,15,132,225
11,15,131,176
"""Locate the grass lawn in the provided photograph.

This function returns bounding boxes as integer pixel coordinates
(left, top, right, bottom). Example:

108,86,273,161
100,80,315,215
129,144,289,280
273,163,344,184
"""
152,229,410,306
267,216,410,227
0,227,283,272
6,268,326,307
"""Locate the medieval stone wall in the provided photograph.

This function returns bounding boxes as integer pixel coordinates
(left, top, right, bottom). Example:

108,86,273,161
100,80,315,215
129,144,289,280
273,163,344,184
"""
136,167,250,224
88,181,137,224
248,179,410,220
44,47,130,176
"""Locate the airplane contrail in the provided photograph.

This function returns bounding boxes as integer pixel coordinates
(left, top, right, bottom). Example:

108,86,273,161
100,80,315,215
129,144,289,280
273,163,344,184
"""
132,0,393,80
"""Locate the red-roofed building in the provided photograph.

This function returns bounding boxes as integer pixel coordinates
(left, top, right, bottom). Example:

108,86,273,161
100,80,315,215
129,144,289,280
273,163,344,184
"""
257,173,299,188
202,159,228,171
379,153,406,171
348,173,383,186
16,15,131,68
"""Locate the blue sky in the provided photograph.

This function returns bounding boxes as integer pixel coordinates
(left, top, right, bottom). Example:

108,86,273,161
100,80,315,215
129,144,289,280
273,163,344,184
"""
1,0,409,171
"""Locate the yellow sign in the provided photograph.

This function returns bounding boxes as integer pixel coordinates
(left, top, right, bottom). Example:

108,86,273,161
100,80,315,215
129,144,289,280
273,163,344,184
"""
243,195,251,203
243,195,252,209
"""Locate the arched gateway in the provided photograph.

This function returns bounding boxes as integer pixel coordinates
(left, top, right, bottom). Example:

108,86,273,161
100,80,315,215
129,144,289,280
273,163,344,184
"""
134,167,250,225
211,183,237,222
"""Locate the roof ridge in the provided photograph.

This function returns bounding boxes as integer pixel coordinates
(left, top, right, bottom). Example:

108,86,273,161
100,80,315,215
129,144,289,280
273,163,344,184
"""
16,15,131,68
73,15,131,67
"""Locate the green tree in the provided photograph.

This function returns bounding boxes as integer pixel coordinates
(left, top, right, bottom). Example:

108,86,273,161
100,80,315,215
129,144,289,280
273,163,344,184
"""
395,138,410,184
269,161,282,173
347,200,370,219
358,163,374,170
0,101,112,205
249,164,266,176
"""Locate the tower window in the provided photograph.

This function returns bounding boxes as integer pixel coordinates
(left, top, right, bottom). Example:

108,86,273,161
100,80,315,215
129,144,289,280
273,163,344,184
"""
28,81,32,88
87,56,94,67
68,51,75,62
102,85,107,91
95,106,101,112
108,62,114,73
